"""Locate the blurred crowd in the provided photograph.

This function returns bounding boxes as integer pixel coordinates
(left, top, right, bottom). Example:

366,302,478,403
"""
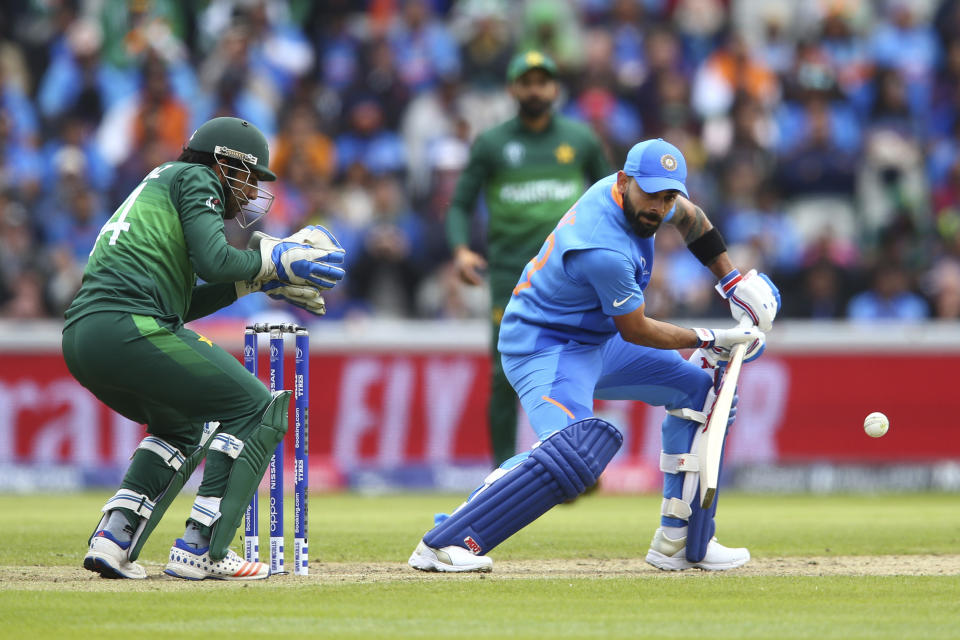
2,0,960,323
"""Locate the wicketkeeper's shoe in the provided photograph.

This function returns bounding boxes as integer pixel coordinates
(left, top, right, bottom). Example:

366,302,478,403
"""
164,539,270,580
645,527,750,571
408,539,493,573
83,530,148,579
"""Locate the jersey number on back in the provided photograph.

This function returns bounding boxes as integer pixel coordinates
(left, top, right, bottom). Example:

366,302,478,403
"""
90,182,146,256
512,210,576,296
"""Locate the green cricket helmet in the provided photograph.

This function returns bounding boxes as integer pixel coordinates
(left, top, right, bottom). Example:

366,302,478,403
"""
185,117,276,228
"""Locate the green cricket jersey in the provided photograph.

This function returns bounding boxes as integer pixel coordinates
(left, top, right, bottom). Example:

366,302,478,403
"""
64,162,261,327
446,114,612,285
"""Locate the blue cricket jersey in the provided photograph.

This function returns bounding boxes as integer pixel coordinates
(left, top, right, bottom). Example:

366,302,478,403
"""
498,174,672,355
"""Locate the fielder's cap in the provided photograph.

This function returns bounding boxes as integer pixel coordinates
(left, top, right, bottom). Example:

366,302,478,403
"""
507,50,557,82
623,138,688,196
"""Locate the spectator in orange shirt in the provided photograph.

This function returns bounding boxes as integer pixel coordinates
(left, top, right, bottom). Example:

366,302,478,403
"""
692,32,778,119
132,56,190,158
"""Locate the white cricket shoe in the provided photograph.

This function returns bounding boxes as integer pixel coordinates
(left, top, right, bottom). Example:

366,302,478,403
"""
83,530,148,579
164,539,270,580
645,527,750,571
408,539,493,573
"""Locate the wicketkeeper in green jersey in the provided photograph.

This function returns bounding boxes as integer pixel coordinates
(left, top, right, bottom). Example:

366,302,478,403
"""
447,51,613,465
63,117,346,580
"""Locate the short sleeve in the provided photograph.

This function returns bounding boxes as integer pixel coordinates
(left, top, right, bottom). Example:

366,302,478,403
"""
565,248,644,315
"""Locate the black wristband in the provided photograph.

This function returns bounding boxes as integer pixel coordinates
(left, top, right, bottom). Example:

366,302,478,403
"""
687,227,727,265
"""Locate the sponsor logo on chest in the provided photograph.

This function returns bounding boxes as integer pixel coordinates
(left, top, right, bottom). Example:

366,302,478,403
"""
499,179,579,204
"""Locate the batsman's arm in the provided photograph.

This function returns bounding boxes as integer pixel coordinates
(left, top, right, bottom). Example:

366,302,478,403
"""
614,306,762,355
667,196,735,279
668,196,781,330
567,248,698,349
613,304,702,350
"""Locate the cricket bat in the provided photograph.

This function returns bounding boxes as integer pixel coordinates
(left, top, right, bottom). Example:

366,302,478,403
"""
698,340,747,510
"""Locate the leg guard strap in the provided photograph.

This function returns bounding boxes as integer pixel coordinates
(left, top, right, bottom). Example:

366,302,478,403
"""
208,391,291,562
209,433,244,459
124,422,221,561
102,489,156,518
661,497,692,520
136,436,186,471
660,452,699,472
423,418,622,555
189,495,223,527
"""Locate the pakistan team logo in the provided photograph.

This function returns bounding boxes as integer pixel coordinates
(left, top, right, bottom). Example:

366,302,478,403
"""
555,143,575,164
503,141,525,165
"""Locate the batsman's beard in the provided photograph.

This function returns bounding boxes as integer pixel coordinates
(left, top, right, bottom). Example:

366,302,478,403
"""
622,190,662,238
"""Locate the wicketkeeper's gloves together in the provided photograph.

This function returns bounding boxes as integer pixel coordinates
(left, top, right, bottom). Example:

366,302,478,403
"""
253,225,346,290
235,225,346,315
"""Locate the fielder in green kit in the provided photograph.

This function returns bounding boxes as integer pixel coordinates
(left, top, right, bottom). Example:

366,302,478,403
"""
62,117,345,580
447,51,612,465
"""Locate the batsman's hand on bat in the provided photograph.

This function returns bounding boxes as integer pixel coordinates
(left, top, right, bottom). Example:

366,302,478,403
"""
715,268,780,332
692,322,765,363
453,245,487,285
250,225,345,289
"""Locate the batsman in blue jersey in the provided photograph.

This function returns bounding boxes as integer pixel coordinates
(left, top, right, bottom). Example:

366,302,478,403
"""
409,138,780,572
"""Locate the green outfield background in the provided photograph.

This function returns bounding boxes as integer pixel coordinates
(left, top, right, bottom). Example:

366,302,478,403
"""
1,492,958,639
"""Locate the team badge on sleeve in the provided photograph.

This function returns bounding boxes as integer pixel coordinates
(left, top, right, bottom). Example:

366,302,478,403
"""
204,196,222,211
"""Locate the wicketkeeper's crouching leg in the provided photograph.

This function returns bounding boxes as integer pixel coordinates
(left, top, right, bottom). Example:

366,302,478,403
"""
163,390,292,580
84,421,221,579
85,391,291,581
409,417,622,572
644,349,749,571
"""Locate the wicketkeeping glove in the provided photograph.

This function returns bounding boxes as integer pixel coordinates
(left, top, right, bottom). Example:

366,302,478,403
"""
261,281,326,315
234,280,327,315
252,226,345,289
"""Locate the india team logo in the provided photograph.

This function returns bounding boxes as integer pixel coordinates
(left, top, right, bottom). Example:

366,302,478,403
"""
660,154,678,171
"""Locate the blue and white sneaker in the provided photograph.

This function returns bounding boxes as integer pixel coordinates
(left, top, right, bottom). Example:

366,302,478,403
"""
164,539,269,580
83,530,147,579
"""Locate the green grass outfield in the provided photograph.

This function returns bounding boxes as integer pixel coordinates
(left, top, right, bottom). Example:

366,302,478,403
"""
1,492,958,639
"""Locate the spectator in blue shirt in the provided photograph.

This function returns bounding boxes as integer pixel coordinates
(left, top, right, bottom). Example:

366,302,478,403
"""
847,264,929,321
389,0,460,92
335,96,406,177
36,18,137,125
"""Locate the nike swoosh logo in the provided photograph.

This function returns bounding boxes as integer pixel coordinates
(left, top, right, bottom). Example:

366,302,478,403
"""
613,293,635,308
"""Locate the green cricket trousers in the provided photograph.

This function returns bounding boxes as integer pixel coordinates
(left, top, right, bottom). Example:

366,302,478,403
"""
62,311,271,503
